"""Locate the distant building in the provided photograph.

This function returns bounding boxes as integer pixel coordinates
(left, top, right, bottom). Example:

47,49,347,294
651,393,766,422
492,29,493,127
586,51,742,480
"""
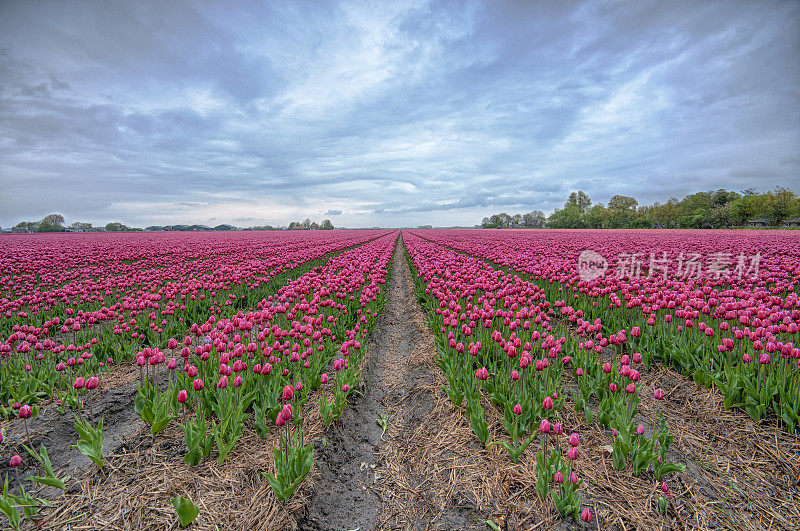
12,226,32,233
748,217,768,228
65,227,103,233
784,217,800,228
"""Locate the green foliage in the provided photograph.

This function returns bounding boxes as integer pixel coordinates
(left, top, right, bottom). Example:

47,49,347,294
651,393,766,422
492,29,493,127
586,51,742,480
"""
181,409,215,466
134,379,176,435
171,495,200,527
264,428,313,501
481,187,799,229
23,444,66,490
71,415,104,468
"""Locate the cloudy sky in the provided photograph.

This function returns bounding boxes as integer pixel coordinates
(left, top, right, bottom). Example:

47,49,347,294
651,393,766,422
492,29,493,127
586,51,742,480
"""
1,0,798,228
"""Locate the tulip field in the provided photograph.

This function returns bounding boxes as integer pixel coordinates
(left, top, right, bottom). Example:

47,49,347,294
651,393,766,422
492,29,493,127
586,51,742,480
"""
0,229,799,529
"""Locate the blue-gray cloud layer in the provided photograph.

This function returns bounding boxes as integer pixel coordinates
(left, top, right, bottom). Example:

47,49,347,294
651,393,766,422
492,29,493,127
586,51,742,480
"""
1,0,798,227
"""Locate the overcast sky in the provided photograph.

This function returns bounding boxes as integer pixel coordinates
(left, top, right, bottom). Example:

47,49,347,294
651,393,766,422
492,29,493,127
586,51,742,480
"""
1,0,799,228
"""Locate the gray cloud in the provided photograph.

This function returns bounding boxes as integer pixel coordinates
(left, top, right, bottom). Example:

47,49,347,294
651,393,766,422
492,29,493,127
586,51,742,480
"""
0,0,798,228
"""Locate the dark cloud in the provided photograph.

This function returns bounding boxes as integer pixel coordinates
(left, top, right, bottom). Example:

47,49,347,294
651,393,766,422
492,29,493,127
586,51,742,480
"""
0,0,798,228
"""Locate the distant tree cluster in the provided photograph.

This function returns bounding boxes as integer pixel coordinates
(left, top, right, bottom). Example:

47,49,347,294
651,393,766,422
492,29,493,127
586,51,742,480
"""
482,187,799,229
481,210,546,229
287,218,334,230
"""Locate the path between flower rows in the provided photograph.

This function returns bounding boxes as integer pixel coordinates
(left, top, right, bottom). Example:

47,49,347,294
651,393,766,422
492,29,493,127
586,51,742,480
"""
300,235,482,530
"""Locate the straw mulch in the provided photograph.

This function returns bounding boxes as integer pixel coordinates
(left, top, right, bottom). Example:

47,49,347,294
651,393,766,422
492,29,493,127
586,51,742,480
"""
34,391,327,530
374,311,800,530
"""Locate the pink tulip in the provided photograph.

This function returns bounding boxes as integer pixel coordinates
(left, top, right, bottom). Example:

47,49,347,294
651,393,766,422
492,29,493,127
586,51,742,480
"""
282,385,294,401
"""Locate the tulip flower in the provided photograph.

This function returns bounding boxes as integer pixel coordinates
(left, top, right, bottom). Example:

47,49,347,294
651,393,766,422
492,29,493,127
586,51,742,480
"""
580,508,592,523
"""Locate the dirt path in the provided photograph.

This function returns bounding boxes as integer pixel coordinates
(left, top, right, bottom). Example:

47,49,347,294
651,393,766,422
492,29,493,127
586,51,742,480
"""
299,235,406,529
300,234,485,530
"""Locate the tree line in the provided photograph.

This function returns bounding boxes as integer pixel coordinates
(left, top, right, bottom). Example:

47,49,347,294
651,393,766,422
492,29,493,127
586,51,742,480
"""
8,214,336,232
482,187,799,229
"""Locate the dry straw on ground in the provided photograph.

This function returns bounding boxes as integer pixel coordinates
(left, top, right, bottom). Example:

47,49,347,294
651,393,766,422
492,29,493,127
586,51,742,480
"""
374,300,800,530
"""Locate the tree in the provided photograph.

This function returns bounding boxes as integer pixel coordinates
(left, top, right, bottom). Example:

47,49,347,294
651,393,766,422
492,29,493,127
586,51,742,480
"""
765,186,797,226
522,210,546,228
37,213,65,232
546,206,583,228
42,214,65,227
13,221,39,232
105,222,128,232
607,195,638,228
302,218,312,229
565,191,592,213
321,219,334,230
584,204,608,229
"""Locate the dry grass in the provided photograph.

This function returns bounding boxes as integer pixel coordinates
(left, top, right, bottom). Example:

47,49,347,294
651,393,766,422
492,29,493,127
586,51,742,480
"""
34,391,327,530
374,301,800,530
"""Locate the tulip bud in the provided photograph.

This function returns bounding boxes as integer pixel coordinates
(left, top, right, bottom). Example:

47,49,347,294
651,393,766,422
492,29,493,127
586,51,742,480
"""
177,390,188,403
86,376,99,390
566,447,578,461
553,422,563,435
569,433,580,447
543,396,553,410
74,377,85,389
18,405,32,419
539,419,551,434
193,378,205,391
654,388,664,400
580,508,592,523
553,471,564,484
282,385,295,401
10,455,21,467
320,373,329,384
636,425,645,435
513,403,522,416
569,472,578,484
